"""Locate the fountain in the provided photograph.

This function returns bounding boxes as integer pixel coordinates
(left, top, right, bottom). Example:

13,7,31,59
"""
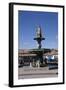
30,26,45,67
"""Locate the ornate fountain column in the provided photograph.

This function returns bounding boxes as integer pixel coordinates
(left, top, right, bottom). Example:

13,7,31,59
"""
34,26,45,49
34,26,45,66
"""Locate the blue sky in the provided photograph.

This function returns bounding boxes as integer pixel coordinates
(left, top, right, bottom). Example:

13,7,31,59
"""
18,10,58,49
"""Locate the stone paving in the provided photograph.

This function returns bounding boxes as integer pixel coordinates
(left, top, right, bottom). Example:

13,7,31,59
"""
18,66,58,79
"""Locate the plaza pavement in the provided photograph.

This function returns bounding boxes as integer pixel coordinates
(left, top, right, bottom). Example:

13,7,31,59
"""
18,66,58,79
